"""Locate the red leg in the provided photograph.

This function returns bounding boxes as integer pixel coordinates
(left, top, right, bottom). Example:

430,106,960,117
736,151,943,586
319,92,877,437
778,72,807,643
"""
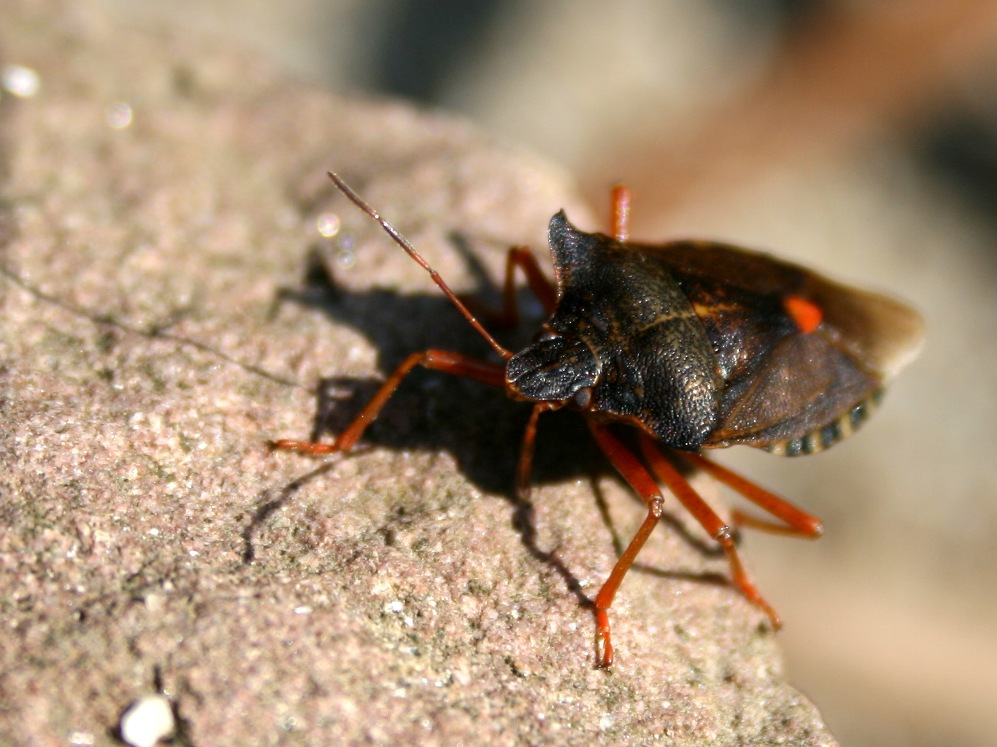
588,423,667,668
679,452,824,538
504,247,558,320
514,403,556,502
272,349,506,455
637,437,782,629
459,246,558,328
611,185,632,242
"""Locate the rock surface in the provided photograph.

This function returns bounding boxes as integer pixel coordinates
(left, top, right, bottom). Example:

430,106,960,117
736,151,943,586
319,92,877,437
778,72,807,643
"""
0,1,836,744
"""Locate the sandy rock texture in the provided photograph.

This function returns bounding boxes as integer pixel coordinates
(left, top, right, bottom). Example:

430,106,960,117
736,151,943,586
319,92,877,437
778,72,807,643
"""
0,1,836,744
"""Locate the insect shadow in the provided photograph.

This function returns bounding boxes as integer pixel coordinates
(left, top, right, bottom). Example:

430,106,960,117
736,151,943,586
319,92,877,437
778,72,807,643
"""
250,241,728,600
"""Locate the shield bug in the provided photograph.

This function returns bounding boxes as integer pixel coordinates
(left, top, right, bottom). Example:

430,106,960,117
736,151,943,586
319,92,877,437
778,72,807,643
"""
274,173,923,668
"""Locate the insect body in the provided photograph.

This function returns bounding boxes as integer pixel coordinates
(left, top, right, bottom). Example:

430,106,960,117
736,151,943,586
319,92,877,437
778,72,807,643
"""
275,174,923,668
514,214,919,456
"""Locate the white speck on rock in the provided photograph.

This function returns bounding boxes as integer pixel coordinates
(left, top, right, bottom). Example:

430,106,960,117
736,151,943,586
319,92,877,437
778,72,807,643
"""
119,694,175,747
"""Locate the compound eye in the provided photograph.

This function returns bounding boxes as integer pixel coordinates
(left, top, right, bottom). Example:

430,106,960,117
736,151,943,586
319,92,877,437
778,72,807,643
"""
572,386,593,410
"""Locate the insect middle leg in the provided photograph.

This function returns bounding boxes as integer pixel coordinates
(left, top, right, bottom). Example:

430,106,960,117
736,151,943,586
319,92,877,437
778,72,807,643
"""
637,436,783,629
272,349,506,455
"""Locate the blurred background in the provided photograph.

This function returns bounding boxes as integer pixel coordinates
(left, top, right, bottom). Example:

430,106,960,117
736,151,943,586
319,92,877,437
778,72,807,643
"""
102,1,997,744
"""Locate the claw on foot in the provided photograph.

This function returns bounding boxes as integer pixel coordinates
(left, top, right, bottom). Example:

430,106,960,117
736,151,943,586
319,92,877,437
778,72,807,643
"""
595,609,614,669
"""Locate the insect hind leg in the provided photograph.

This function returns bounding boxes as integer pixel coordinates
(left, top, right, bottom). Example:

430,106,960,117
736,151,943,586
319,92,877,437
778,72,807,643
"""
678,452,824,538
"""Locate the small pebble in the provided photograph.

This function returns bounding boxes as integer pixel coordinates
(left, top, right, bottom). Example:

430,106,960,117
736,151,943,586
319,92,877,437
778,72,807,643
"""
119,694,175,747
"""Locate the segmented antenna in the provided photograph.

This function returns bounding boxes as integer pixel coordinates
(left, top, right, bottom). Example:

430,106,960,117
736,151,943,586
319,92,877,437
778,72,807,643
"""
328,172,513,360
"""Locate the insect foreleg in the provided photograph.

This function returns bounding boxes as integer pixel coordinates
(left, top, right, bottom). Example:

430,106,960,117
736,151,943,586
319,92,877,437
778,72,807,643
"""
502,246,558,322
587,423,667,669
514,403,558,503
272,350,505,455
458,246,558,329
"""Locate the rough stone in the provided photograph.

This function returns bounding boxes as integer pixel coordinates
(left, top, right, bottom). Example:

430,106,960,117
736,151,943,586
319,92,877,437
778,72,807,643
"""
0,2,836,744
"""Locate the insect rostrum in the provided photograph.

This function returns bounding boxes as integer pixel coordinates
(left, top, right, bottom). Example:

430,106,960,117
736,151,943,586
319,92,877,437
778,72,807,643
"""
274,173,923,668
